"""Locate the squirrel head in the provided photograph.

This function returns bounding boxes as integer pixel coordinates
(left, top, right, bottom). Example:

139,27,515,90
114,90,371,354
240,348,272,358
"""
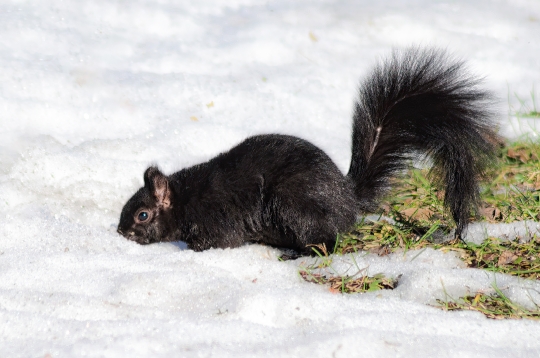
117,166,176,244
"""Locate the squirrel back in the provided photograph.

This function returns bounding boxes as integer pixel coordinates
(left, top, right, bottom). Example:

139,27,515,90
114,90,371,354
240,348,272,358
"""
117,48,499,253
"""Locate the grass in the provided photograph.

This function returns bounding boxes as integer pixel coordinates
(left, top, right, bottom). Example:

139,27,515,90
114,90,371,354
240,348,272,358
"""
512,87,540,118
507,88,540,142
437,281,540,320
298,243,400,294
299,139,540,319
299,270,398,294
481,141,540,223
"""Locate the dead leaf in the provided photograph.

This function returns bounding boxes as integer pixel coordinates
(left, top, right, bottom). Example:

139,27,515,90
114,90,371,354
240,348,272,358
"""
436,191,445,201
498,251,518,266
377,246,391,256
483,253,496,262
507,148,530,163
380,203,391,213
329,286,340,294
401,207,434,221
480,206,503,221
368,245,390,256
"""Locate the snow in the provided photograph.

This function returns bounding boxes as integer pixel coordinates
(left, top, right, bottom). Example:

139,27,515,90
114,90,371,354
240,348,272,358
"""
465,221,540,244
1,0,540,356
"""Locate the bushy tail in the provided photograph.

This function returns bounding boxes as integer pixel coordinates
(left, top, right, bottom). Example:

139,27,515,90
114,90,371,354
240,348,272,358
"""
347,48,500,237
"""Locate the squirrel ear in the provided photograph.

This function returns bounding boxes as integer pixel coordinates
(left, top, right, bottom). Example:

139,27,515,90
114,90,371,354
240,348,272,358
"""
143,166,171,208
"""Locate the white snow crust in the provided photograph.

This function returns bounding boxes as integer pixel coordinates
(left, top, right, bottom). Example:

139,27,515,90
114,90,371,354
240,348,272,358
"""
1,0,540,356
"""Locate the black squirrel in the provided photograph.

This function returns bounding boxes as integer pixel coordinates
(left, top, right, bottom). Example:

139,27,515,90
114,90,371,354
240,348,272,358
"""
117,48,499,254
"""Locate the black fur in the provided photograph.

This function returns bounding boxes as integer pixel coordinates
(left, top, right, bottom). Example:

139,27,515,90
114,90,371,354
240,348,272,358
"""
117,48,499,254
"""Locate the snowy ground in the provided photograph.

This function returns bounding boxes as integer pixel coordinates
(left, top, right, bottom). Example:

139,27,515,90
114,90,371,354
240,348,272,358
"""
1,0,540,357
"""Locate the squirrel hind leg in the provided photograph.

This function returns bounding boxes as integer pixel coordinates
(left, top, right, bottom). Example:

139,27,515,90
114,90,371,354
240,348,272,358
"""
262,193,358,256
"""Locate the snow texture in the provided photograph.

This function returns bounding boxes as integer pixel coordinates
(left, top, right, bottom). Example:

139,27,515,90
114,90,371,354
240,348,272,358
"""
1,0,540,357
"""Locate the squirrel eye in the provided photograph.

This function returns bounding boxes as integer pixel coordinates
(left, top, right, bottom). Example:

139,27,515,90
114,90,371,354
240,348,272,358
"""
137,211,149,222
